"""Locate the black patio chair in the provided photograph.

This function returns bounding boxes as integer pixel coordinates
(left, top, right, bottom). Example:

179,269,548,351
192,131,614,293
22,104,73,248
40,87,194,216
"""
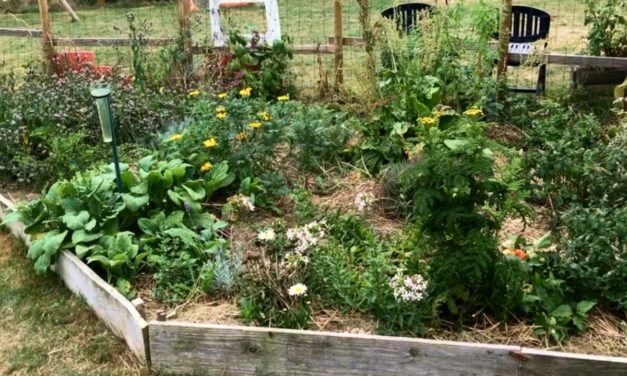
381,3,434,34
498,6,551,95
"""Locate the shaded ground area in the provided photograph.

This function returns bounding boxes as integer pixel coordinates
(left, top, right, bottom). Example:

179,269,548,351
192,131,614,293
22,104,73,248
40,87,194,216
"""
0,231,146,376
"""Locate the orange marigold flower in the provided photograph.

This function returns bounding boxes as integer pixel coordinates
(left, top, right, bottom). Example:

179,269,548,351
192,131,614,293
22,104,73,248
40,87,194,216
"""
513,249,528,261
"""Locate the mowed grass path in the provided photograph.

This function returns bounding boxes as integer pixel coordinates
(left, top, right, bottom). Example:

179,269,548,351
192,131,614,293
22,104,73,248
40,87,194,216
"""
0,231,146,376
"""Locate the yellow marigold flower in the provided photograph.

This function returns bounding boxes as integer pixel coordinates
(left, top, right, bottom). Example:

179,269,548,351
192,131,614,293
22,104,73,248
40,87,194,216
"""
248,121,262,129
203,138,218,148
236,132,247,141
200,162,213,172
215,105,226,113
258,111,272,121
216,112,228,120
188,90,200,98
463,107,484,117
169,133,183,141
420,116,437,126
239,87,252,97
218,92,228,99
277,94,290,102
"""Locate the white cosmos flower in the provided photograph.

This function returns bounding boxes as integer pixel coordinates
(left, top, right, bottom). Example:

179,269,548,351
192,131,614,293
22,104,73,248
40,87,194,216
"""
257,228,276,242
288,283,308,297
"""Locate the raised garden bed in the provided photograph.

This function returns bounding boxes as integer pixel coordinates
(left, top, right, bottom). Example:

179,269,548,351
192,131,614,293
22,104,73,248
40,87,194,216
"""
3,192,627,375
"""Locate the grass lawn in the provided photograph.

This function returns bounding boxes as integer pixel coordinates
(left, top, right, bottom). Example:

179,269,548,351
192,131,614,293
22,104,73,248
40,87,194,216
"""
0,231,146,376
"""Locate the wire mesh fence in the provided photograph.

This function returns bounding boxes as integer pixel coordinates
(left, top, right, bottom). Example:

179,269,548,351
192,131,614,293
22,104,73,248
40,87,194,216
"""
0,1,624,94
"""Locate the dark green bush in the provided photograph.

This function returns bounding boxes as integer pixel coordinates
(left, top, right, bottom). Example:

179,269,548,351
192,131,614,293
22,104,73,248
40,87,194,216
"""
0,66,186,186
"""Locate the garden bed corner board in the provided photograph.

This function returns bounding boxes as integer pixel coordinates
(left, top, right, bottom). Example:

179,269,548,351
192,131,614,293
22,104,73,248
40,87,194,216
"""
0,193,150,364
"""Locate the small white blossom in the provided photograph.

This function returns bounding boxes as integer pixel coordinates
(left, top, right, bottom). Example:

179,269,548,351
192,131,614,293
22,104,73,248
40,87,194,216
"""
257,228,276,242
390,273,429,302
286,221,326,253
288,283,308,297
354,192,375,212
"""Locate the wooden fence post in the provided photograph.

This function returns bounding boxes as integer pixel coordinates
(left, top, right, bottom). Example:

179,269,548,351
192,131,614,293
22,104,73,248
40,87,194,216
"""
334,0,344,89
496,0,512,97
37,0,55,71
178,0,194,74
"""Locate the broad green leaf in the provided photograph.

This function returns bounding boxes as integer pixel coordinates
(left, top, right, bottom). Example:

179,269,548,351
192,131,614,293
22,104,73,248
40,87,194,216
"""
131,181,148,195
87,254,110,268
75,244,98,259
0,210,21,226
576,300,596,315
60,198,81,213
138,217,159,235
164,227,198,246
550,304,573,319
164,211,185,227
31,230,68,259
115,233,138,259
189,212,216,230
61,210,90,230
84,218,97,231
116,278,137,299
167,189,183,205
122,194,149,212
182,181,206,201
34,253,52,274
444,139,469,150
120,170,137,188
572,316,587,332
138,155,155,173
72,229,103,245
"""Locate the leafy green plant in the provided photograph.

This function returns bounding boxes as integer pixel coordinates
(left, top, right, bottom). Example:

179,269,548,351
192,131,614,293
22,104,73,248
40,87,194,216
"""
226,31,295,100
502,233,597,343
390,112,528,319
561,205,627,310
160,93,350,198
584,0,627,57
0,67,187,187
4,156,235,298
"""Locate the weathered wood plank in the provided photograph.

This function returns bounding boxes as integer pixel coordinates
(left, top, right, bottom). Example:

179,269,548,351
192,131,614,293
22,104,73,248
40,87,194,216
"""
149,321,520,375
519,348,627,376
0,27,43,38
55,250,150,364
0,193,150,364
52,37,174,47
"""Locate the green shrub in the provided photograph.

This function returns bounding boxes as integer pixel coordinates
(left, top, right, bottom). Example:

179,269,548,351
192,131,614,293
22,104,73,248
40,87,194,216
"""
562,205,627,310
0,67,187,187
584,0,627,57
226,31,295,100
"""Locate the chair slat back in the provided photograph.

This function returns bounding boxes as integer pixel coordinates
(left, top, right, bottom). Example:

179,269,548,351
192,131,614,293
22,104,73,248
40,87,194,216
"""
510,6,550,43
381,3,434,34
